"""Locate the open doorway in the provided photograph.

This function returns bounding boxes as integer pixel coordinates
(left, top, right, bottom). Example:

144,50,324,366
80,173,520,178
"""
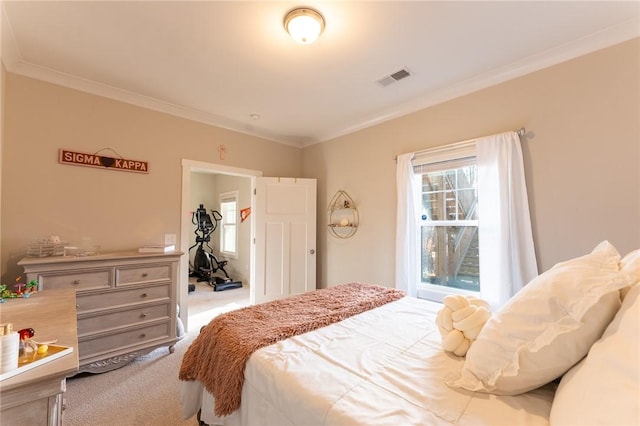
189,174,247,290
179,159,262,332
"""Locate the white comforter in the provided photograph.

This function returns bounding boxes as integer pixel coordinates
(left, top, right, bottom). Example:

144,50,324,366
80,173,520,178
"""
182,296,554,425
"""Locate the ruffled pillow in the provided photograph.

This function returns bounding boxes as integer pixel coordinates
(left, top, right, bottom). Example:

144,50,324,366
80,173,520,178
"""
447,240,634,395
436,295,491,356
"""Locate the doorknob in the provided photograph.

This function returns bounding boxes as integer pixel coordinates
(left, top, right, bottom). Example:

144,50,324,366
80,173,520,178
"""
310,249,315,254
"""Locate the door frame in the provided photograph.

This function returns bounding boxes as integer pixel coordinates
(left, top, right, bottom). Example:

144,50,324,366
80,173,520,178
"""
179,159,262,331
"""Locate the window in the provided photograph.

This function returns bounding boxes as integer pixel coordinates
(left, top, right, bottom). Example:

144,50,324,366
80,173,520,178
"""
412,143,480,301
397,131,537,309
418,161,479,297
219,191,238,257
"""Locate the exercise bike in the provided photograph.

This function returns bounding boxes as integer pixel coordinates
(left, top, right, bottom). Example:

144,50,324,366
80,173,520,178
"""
188,204,242,292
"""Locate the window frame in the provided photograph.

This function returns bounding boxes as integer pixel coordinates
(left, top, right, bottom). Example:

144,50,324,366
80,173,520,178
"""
413,145,481,303
219,190,239,259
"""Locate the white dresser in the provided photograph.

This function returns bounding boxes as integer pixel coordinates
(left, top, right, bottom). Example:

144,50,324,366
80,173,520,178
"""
18,250,182,374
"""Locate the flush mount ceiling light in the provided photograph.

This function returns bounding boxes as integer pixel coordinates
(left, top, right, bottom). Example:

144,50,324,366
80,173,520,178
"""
284,7,325,45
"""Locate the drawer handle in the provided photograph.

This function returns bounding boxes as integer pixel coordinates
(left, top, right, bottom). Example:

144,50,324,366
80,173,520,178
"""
141,293,148,298
73,280,81,285
140,333,146,339
140,312,148,318
142,273,148,278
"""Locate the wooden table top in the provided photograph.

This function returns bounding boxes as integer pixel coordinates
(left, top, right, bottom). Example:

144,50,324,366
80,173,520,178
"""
0,288,79,391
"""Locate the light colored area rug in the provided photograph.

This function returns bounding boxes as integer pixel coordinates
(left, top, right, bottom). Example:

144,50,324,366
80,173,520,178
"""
64,283,250,426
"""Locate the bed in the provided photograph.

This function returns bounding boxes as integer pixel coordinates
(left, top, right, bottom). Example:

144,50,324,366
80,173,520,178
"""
180,241,640,426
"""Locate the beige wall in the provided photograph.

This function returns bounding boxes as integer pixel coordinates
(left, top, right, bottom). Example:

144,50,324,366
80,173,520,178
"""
190,173,219,216
2,39,638,291
304,38,640,289
1,63,5,268
1,74,301,281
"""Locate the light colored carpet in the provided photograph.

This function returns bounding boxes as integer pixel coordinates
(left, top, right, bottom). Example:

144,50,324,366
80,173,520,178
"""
187,282,250,332
64,283,250,426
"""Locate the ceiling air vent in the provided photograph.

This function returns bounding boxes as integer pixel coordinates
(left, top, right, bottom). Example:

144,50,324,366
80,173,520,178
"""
377,68,411,87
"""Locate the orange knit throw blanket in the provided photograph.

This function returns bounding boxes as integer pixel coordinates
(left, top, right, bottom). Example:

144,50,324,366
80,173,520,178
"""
179,282,405,416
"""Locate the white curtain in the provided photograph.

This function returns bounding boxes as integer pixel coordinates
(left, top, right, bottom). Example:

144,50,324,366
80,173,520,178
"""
395,153,419,297
476,131,538,309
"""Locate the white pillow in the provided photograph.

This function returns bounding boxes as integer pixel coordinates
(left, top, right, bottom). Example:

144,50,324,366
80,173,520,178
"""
550,282,640,425
620,248,640,273
447,241,633,395
620,249,640,301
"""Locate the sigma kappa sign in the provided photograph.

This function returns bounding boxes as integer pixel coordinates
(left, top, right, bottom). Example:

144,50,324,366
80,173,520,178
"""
59,149,149,174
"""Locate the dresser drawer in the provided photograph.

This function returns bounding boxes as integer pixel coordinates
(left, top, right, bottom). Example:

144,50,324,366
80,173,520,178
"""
79,321,171,359
116,264,171,286
78,303,171,335
76,284,170,313
19,250,181,375
38,269,111,291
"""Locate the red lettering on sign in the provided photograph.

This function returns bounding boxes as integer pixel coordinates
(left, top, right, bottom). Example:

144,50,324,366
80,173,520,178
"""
59,149,149,174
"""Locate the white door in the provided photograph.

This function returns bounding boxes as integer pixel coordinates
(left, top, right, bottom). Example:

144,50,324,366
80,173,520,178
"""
252,177,316,304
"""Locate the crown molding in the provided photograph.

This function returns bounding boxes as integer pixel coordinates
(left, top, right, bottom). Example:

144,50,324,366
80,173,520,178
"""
2,62,304,148
0,8,305,148
310,18,640,146
2,6,637,149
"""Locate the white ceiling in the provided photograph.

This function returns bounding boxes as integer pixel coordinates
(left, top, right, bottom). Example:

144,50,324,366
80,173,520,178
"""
1,1,638,147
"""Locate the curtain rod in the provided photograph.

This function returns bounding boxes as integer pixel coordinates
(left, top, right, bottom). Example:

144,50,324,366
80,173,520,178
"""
394,127,527,161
